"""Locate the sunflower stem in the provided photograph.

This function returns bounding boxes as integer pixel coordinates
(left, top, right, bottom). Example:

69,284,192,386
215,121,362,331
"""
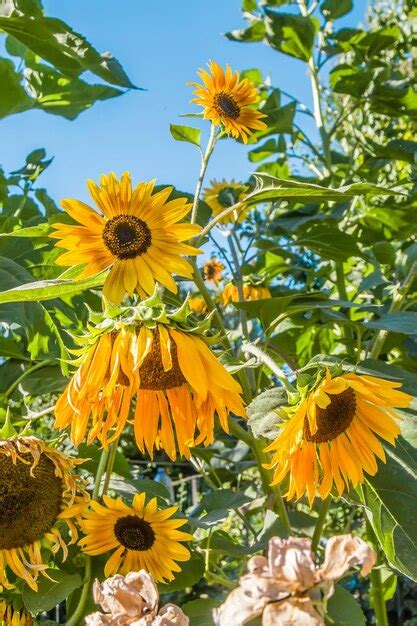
368,260,417,360
335,262,356,359
4,359,54,399
191,123,218,225
366,519,389,626
311,496,331,552
101,440,119,496
243,343,296,396
66,448,110,626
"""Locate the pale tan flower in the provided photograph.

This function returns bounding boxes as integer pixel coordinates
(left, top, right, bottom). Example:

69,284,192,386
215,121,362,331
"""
85,570,189,626
213,534,376,626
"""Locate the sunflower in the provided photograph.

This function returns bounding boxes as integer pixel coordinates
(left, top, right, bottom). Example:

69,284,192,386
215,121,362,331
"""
188,295,208,315
203,257,224,285
264,370,412,504
54,320,246,460
221,282,271,305
203,179,249,225
190,60,267,143
50,172,202,304
0,436,88,591
0,600,32,626
79,493,192,582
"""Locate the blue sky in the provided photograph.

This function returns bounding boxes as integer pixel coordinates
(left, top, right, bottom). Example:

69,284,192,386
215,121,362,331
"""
2,0,366,205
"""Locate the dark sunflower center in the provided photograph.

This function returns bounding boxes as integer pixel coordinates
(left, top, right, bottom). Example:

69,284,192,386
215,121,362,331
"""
114,515,155,551
139,329,186,390
303,387,356,443
205,263,217,279
0,453,63,549
102,214,152,260
214,92,240,120
217,187,238,208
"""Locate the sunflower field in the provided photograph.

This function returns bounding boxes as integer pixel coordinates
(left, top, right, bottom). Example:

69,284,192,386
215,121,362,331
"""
1,0,417,624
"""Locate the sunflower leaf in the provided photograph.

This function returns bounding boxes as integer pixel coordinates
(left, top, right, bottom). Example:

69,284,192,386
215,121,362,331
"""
22,569,82,616
170,124,201,147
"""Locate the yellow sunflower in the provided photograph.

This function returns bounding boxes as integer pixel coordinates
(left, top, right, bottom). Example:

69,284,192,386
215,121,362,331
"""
190,60,267,142
204,179,249,225
203,257,224,285
79,493,192,582
54,321,246,460
0,600,32,626
265,370,412,505
188,295,208,315
50,172,201,304
0,436,88,591
221,282,271,305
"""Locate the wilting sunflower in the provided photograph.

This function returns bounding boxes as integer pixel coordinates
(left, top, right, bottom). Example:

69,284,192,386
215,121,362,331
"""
0,436,88,591
50,172,201,304
0,600,32,625
221,282,271,305
190,60,267,143
54,306,246,460
204,179,249,225
265,370,412,504
79,493,192,582
203,257,224,285
188,295,208,315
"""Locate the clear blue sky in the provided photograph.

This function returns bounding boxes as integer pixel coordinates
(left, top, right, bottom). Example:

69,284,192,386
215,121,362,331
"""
1,0,366,205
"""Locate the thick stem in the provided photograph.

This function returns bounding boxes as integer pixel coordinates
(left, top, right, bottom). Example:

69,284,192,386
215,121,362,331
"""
227,233,251,341
5,360,54,399
311,496,331,552
335,262,356,359
67,448,109,626
366,519,389,626
243,343,296,395
368,260,417,360
191,124,217,225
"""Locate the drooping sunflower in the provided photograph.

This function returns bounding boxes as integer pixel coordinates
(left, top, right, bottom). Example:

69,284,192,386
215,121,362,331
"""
203,257,224,285
54,304,246,460
79,493,192,582
203,179,249,225
265,370,412,504
221,282,271,305
190,61,267,143
0,600,32,625
50,172,202,304
188,295,208,315
0,436,88,591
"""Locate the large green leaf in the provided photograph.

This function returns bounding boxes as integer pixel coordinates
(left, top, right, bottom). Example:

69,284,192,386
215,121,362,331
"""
0,15,135,87
245,174,401,205
296,223,363,261
0,57,33,118
327,585,366,626
0,269,107,303
246,387,287,439
22,570,82,616
366,312,417,335
264,11,317,61
182,598,218,626
362,411,417,580
321,0,353,20
160,553,205,593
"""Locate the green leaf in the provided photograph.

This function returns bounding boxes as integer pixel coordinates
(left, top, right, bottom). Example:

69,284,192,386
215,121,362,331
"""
0,16,135,87
198,488,253,512
25,63,122,120
169,124,201,147
366,312,417,335
264,11,318,61
0,223,51,238
182,598,218,626
22,570,82,616
160,553,205,593
247,387,287,439
296,224,363,261
363,411,417,580
327,585,366,626
321,0,353,20
374,140,417,164
225,18,266,43
245,174,400,205
0,270,107,303
330,64,374,97
0,57,33,119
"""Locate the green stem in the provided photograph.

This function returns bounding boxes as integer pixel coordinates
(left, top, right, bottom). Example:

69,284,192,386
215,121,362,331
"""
5,360,54,399
243,343,296,395
67,448,109,626
311,496,331,552
368,260,417,360
101,440,119,496
335,262,355,359
366,519,389,626
227,233,251,341
191,124,218,225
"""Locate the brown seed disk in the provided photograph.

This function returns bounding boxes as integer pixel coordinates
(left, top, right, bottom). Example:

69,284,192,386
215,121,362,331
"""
139,330,186,390
102,214,152,260
114,515,156,551
303,387,356,443
214,92,241,120
0,453,63,549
